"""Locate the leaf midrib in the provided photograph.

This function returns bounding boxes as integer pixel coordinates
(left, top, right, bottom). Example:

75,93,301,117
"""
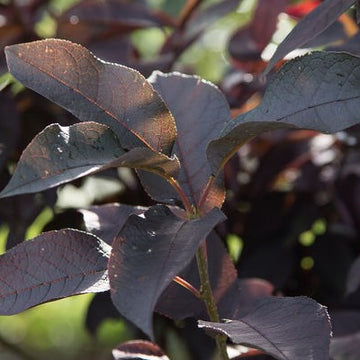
8,47,154,151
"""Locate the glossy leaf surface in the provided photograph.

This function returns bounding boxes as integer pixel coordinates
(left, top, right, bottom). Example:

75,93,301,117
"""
0,229,110,315
109,205,225,339
208,52,360,175
199,296,331,360
5,39,176,155
144,71,231,211
265,0,355,74
0,122,179,198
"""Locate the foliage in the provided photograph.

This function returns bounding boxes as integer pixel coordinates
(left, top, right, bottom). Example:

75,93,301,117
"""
1,0,360,359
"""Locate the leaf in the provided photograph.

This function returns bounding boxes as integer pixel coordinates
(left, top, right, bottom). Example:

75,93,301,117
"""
5,39,176,155
208,52,360,175
0,229,110,315
80,203,147,245
156,232,238,320
109,205,226,339
0,122,179,198
199,296,331,360
330,332,360,360
185,0,241,41
0,93,20,170
346,255,360,295
265,0,355,74
57,0,170,44
140,72,232,212
112,340,169,360
229,0,287,61
217,278,274,320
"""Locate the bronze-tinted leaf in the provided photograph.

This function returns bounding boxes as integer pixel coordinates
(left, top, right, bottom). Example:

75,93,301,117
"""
5,39,176,155
0,122,179,198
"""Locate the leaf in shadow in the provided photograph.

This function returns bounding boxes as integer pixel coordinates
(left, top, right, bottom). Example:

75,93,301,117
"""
346,255,360,295
217,278,274,320
265,0,355,74
208,52,360,175
57,0,171,44
330,332,360,360
185,0,241,42
0,122,179,198
0,229,110,315
5,39,176,155
112,340,169,360
0,92,20,170
140,72,232,212
156,232,237,320
229,0,287,62
108,205,226,339
80,203,147,245
199,296,331,360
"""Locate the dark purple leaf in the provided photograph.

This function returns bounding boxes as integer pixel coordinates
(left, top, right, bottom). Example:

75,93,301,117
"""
217,278,274,320
142,72,232,212
346,255,360,294
0,229,110,315
185,0,241,41
80,203,147,245
208,52,360,176
0,93,20,169
57,0,170,43
330,332,360,360
0,122,179,198
109,205,226,339
112,340,169,360
199,296,331,360
229,0,287,62
86,292,121,334
5,39,176,155
265,0,355,74
330,310,360,337
328,32,360,57
156,232,237,320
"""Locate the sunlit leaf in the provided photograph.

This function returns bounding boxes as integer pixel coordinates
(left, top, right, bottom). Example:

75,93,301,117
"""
5,39,176,155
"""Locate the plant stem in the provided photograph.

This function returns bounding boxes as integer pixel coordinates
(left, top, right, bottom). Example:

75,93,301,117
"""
196,243,229,360
167,176,195,216
173,276,200,298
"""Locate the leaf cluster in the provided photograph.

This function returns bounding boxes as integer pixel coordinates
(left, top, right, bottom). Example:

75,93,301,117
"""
1,1,360,360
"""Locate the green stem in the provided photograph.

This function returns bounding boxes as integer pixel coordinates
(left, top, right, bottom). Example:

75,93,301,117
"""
196,243,229,360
